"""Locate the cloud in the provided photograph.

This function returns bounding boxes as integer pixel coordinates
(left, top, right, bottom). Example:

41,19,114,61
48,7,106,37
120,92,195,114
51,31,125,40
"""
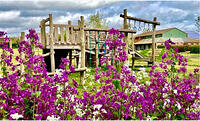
0,11,20,22
0,0,119,11
0,1,199,37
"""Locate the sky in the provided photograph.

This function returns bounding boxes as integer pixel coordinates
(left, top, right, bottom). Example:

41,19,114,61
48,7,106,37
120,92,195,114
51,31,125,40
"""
0,0,199,38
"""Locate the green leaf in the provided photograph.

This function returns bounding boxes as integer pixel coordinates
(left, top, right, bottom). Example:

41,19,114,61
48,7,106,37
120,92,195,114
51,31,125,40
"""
21,83,29,90
31,92,35,97
112,79,120,89
35,91,41,97
177,114,185,120
113,111,119,117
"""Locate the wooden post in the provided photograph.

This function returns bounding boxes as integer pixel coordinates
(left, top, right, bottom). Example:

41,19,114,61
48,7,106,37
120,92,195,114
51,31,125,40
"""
78,20,81,44
95,31,98,67
20,32,25,75
49,14,55,73
68,20,72,44
40,20,45,48
132,34,135,69
123,9,129,65
80,16,85,85
9,38,12,49
152,17,157,65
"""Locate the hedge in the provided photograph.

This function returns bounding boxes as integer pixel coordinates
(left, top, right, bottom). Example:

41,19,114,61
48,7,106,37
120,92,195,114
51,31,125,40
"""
157,45,200,53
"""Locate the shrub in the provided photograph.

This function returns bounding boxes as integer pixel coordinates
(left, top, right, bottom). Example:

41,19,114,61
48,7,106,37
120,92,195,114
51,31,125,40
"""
190,45,200,53
157,45,165,49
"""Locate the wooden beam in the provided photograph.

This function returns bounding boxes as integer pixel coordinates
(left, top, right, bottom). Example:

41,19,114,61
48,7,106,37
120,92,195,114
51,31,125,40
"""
152,17,157,65
40,20,46,48
120,14,160,25
123,9,129,65
9,38,12,49
49,14,55,73
84,28,136,33
60,26,65,44
80,16,85,85
44,17,50,23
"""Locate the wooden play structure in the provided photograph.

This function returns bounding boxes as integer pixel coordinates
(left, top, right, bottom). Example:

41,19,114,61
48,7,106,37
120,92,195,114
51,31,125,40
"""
120,9,160,66
39,12,136,83
11,9,160,83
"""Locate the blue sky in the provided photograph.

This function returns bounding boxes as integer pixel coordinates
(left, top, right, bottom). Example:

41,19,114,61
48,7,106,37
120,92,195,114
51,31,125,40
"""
0,0,199,38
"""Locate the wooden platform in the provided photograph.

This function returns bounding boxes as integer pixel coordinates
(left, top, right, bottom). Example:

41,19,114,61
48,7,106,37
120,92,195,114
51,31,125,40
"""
46,44,81,50
134,57,152,62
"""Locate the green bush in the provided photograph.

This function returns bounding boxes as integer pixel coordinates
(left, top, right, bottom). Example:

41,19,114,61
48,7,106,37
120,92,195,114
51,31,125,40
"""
157,45,165,49
190,45,200,53
171,45,189,52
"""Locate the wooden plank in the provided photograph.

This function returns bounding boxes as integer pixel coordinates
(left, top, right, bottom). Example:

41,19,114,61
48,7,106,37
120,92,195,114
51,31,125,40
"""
84,28,136,33
46,33,50,46
123,9,129,65
49,14,55,73
65,25,69,44
80,16,85,85
95,31,98,67
54,26,58,44
77,20,81,45
120,14,160,25
86,31,89,49
46,45,81,50
40,20,45,48
68,20,72,44
152,17,157,65
60,26,65,44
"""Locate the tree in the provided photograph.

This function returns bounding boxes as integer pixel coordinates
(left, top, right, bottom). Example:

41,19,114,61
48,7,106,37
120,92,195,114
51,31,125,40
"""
86,12,108,28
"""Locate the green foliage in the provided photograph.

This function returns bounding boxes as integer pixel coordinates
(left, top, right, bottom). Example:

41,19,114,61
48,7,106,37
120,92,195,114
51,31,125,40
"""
190,45,200,53
138,49,150,57
86,12,108,28
157,45,165,49
158,45,200,53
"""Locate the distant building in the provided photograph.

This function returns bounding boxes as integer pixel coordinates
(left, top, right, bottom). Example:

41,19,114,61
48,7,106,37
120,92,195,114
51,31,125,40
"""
134,28,189,50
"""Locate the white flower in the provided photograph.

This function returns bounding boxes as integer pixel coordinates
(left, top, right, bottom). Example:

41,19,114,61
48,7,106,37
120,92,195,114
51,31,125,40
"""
86,68,91,72
75,108,85,117
125,88,128,93
139,67,146,72
83,86,87,90
133,107,136,113
57,94,61,98
175,101,181,110
168,113,171,118
82,79,86,85
133,83,139,92
93,104,102,110
101,109,107,113
163,93,168,98
139,92,143,96
93,111,99,116
138,76,142,80
89,82,94,86
10,113,23,120
47,115,60,121
71,95,75,102
145,81,151,86
146,116,152,121
55,69,64,77
173,89,178,94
